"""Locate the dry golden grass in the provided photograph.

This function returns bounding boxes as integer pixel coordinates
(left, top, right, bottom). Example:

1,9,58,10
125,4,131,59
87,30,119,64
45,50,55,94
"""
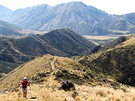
121,37,135,46
0,82,135,101
83,35,118,40
0,54,86,92
0,53,135,101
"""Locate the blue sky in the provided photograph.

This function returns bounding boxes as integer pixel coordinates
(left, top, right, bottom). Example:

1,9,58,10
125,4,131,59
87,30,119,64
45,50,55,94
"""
0,0,135,15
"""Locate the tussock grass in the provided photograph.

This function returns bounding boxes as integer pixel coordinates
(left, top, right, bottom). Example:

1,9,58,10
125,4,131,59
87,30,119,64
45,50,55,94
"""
0,54,86,92
0,83,135,101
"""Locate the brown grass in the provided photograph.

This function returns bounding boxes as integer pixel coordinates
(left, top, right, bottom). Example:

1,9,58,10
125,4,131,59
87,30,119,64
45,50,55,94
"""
83,35,118,40
0,83,135,101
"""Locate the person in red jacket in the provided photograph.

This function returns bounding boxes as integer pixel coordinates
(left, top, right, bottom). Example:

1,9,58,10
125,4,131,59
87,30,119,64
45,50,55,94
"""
20,77,30,98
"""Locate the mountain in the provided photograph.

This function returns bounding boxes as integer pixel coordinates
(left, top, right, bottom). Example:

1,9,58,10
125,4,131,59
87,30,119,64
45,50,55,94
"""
0,36,134,100
0,5,12,19
79,34,135,86
0,28,96,76
1,2,135,36
1,4,52,30
0,20,44,38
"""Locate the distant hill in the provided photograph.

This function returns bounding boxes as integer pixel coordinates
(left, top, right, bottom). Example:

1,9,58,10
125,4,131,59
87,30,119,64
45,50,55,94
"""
0,28,96,75
0,5,12,19
79,34,135,86
0,20,44,38
1,4,52,30
1,2,135,35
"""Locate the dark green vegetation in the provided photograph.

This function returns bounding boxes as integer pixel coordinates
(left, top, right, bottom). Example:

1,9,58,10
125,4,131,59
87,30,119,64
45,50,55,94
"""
1,2,135,36
79,35,135,86
0,28,96,76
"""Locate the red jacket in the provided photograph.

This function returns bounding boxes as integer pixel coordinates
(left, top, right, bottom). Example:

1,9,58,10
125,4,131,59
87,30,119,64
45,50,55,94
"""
21,80,29,88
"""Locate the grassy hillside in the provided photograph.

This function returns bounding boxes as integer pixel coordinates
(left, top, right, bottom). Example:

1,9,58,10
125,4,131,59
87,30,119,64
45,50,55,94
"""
0,54,134,101
79,34,135,86
0,20,45,38
0,54,122,91
0,28,96,77
0,35,135,100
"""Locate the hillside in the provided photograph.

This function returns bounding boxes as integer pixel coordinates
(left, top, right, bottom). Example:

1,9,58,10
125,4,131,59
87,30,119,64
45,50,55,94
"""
0,28,96,76
1,4,52,30
0,54,135,101
0,20,45,38
0,5,12,19
79,34,135,86
1,2,135,35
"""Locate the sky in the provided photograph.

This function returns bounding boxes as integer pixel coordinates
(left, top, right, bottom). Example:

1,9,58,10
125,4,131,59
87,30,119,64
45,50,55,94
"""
0,0,135,15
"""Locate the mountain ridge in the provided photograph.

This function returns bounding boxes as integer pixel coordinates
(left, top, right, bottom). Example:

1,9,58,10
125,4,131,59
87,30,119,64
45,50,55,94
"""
79,34,135,86
1,2,135,36
0,28,96,76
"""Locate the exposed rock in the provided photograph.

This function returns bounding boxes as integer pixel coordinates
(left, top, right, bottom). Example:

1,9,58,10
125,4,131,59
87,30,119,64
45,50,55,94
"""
58,80,75,91
61,69,68,73
38,73,47,77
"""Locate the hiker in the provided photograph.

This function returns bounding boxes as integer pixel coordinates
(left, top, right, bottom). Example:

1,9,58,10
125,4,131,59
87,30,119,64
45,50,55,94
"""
20,77,30,98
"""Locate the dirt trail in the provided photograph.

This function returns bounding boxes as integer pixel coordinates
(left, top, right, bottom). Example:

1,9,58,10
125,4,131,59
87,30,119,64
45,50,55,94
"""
49,57,57,84
51,57,56,70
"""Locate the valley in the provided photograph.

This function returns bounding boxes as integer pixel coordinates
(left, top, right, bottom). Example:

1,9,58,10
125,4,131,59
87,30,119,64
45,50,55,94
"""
0,1,135,101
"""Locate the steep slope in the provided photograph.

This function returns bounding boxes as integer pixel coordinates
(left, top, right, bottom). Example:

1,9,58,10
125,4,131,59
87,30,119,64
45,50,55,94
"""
0,2,115,35
1,4,52,29
37,28,96,56
0,20,24,37
79,35,135,86
0,28,96,75
0,20,42,38
1,2,135,35
11,28,96,57
0,5,12,19
0,54,121,93
80,35,129,56
121,13,135,26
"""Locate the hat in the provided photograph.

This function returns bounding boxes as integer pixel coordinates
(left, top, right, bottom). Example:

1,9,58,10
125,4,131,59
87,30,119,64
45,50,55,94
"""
23,77,27,80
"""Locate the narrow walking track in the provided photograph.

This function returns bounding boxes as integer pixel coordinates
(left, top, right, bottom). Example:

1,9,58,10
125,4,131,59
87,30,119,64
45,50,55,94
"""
51,57,56,70
18,57,58,100
49,57,57,100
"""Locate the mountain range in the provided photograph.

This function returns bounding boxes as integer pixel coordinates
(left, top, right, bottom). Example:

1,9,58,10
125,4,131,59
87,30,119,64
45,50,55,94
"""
0,28,96,76
0,33,135,93
0,2,135,100
0,28,134,89
0,2,135,36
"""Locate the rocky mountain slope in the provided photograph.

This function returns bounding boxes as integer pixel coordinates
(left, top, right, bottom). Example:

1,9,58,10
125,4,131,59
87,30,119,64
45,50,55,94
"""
79,34,135,86
0,28,96,76
1,2,135,35
0,20,45,38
